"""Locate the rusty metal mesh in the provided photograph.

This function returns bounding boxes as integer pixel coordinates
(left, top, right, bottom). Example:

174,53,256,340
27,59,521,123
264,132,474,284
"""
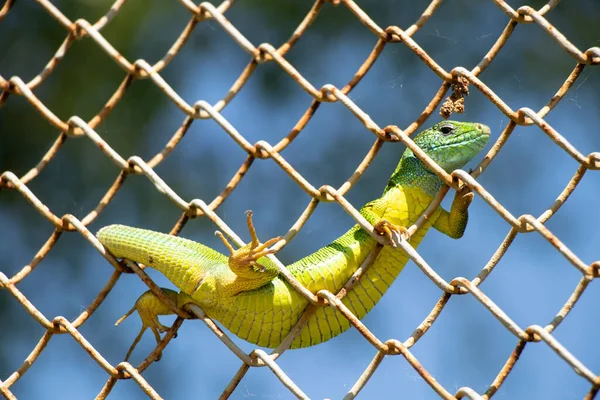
1,0,600,399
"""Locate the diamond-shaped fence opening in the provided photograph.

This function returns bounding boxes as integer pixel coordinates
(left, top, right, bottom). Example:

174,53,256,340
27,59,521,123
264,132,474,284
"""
1,0,599,399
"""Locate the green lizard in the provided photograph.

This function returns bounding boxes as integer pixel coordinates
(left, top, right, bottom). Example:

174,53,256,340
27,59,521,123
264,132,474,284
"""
97,121,489,355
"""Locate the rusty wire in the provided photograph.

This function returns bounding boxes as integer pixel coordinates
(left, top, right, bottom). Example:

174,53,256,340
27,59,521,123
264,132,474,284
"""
1,0,600,399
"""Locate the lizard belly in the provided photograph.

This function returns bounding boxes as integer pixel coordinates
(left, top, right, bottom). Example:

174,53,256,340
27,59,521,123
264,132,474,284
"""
289,187,437,348
209,278,308,348
210,187,439,348
213,227,431,349
290,224,431,348
210,226,376,348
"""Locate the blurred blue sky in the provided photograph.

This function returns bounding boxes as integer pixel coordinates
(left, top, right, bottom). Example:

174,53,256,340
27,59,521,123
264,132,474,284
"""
1,1,599,399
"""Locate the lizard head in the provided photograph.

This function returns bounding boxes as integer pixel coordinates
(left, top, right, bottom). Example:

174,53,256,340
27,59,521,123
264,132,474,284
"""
412,120,490,173
384,121,490,195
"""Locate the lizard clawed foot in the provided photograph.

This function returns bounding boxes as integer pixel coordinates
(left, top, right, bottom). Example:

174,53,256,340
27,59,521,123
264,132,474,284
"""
453,184,474,213
115,289,180,362
216,210,282,277
373,220,408,247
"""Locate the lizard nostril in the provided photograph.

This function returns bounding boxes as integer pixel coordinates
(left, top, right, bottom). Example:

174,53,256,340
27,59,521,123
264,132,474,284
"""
477,123,491,136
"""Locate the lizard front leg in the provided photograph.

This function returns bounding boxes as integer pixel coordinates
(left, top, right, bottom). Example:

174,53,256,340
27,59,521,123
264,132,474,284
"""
433,185,473,239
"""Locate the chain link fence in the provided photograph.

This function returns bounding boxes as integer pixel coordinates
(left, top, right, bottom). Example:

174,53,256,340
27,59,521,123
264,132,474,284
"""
1,0,600,399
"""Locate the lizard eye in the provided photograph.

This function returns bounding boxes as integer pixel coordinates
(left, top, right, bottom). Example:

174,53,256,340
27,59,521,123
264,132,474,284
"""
439,124,454,136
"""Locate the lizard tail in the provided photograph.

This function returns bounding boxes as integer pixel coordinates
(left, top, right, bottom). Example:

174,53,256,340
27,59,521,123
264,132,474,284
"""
97,224,227,295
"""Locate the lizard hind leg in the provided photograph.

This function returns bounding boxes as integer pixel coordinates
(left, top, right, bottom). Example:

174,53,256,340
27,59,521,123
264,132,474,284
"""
115,288,184,362
215,210,282,279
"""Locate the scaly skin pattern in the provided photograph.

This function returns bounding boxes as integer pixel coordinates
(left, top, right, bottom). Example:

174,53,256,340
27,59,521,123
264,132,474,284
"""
97,121,490,350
